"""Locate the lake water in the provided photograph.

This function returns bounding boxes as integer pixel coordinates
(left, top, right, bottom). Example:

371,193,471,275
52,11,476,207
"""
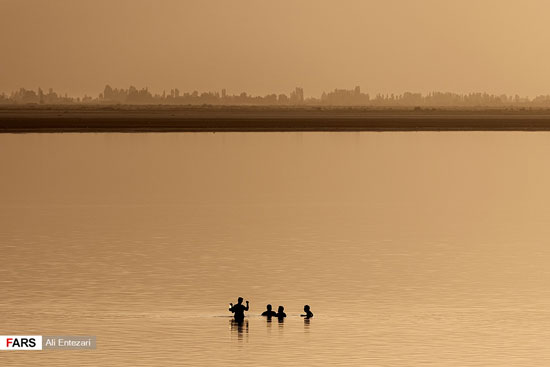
2,132,550,366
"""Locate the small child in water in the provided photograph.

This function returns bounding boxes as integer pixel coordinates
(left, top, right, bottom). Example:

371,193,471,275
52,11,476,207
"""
276,305,286,318
301,305,313,318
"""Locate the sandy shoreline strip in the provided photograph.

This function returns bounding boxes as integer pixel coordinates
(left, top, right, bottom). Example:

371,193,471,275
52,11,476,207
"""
3,107,550,132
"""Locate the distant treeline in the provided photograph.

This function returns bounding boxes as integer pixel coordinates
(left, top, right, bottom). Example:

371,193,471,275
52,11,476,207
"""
3,85,550,107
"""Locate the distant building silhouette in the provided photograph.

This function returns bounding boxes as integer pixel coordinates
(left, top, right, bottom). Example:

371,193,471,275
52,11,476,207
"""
290,87,304,104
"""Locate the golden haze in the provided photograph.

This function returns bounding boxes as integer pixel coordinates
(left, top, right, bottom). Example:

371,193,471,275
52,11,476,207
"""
1,0,550,97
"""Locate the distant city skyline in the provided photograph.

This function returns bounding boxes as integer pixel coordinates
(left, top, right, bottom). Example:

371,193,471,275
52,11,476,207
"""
3,85,550,107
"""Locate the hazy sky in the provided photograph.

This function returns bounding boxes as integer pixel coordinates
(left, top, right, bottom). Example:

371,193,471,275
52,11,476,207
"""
1,0,550,97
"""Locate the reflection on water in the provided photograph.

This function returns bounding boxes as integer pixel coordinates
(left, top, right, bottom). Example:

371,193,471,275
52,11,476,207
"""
230,319,249,341
2,132,550,366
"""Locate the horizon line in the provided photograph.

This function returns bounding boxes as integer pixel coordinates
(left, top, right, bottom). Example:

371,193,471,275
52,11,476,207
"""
3,85,550,107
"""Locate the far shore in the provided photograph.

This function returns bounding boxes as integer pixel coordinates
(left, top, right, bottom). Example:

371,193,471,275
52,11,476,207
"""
3,105,550,132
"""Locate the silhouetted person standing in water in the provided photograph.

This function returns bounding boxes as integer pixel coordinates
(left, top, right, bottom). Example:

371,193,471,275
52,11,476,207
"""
301,305,313,319
276,305,286,319
261,304,277,318
229,297,249,321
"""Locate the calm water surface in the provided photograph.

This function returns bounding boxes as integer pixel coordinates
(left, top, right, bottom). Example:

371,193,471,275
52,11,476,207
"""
1,132,550,366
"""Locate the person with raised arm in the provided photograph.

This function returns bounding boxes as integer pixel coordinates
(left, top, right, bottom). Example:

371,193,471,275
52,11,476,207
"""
229,297,249,321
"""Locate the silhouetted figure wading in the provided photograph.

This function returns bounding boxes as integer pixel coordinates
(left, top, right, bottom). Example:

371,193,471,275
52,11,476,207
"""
276,305,286,319
301,305,313,319
261,304,277,318
229,297,249,321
